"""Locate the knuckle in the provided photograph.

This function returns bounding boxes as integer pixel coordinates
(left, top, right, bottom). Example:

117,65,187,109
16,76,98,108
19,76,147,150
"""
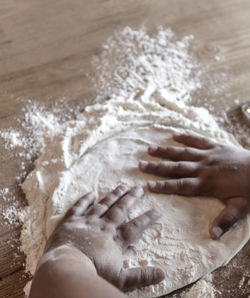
176,179,185,192
106,205,124,221
159,163,166,173
104,223,115,233
164,146,170,155
130,220,141,229
96,203,106,213
116,203,125,213
152,162,159,173
175,162,183,172
140,269,150,284
166,147,173,156
120,226,133,242
162,181,168,190
117,270,126,290
204,156,214,166
182,147,189,156
195,177,203,192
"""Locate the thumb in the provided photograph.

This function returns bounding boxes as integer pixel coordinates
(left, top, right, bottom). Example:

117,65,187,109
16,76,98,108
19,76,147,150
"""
209,198,248,240
119,267,165,291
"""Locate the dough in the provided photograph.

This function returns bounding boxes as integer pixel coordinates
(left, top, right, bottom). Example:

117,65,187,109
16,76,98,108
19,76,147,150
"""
21,93,250,297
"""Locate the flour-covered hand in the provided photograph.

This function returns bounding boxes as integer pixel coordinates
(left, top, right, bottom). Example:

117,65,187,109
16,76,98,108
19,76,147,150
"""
45,185,165,291
139,134,250,240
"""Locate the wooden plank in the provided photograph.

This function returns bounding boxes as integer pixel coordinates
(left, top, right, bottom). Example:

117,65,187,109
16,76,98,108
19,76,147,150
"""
1,0,250,297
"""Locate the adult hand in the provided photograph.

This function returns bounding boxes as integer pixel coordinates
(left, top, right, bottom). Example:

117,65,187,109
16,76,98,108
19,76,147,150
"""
139,134,250,240
45,185,165,291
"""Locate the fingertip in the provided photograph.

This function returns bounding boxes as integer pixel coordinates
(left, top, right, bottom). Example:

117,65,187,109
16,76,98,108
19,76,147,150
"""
155,268,165,283
148,208,162,220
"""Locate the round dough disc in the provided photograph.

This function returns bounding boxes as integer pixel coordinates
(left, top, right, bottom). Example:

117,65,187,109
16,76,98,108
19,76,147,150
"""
46,126,250,297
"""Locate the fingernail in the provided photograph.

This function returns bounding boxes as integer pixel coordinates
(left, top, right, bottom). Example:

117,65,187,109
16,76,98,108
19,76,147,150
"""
148,145,158,153
148,181,156,189
130,186,144,197
149,208,161,219
139,160,148,170
212,226,223,240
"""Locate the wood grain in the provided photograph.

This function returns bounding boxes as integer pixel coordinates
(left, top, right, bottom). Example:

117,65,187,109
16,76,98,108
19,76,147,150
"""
1,0,250,297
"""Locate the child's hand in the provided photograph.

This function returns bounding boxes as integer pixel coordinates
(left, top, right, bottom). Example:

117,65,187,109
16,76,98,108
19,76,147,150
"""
45,185,165,291
139,134,250,240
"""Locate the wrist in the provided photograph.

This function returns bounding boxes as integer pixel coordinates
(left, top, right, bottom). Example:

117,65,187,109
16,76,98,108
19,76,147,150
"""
37,244,96,273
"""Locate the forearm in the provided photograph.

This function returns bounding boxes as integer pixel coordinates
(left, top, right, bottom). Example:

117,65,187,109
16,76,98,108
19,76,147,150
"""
29,245,126,298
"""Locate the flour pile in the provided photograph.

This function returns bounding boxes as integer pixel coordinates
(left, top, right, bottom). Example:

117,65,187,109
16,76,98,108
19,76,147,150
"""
17,27,250,297
93,27,201,103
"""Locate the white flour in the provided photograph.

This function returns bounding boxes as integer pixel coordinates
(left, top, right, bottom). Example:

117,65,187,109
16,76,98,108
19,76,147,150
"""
182,274,216,298
1,27,248,297
93,26,201,103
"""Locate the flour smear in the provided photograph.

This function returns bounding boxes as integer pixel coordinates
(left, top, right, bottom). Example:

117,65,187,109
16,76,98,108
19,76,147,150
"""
0,27,246,298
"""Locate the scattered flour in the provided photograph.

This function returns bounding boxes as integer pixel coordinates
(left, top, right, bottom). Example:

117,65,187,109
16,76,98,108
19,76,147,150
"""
0,188,10,201
0,131,25,149
93,26,202,103
1,26,248,298
0,101,80,225
182,275,217,298
2,204,25,226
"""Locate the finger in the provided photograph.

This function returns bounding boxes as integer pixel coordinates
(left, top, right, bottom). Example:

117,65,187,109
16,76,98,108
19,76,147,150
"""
65,192,96,218
173,134,216,150
148,178,201,196
119,267,165,291
148,145,204,162
103,186,144,226
209,198,248,240
139,160,199,178
86,185,129,217
118,209,161,248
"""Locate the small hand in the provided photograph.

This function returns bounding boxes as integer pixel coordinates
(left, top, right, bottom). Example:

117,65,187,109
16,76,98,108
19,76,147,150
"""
139,134,250,240
45,185,165,291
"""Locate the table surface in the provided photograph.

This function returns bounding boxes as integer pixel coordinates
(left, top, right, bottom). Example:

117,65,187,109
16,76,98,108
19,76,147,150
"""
1,0,250,297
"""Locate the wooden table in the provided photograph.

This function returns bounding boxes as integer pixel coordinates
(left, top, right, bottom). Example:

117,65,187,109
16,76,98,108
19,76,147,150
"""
1,0,250,297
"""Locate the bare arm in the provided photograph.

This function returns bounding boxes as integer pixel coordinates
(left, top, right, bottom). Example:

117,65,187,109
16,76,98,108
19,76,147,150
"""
30,246,126,298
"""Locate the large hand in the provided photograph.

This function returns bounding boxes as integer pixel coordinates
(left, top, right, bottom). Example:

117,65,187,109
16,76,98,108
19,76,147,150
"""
139,134,250,240
45,185,165,292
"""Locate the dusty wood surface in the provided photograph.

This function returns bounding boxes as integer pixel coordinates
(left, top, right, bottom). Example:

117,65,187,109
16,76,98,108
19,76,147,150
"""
1,0,250,297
